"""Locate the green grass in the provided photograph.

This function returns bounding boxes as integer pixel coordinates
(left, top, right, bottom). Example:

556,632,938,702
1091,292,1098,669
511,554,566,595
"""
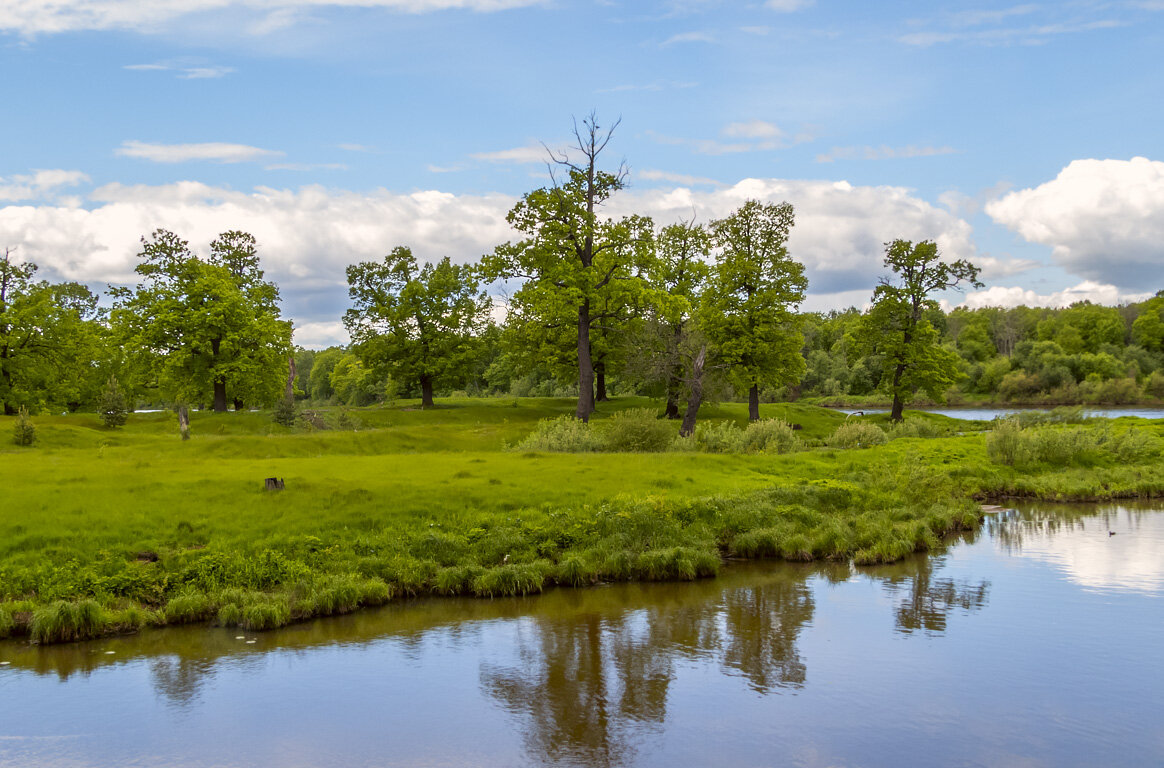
2,395,1162,643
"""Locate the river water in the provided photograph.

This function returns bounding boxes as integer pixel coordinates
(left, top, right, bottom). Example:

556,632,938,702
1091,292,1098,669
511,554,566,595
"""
2,503,1162,768
833,406,1164,420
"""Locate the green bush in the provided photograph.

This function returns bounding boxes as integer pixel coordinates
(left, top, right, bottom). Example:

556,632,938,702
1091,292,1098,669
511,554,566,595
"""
100,376,129,428
828,421,887,449
886,419,944,439
515,416,603,452
13,406,35,446
742,419,801,453
694,420,744,453
986,418,1028,466
272,396,298,428
602,409,673,452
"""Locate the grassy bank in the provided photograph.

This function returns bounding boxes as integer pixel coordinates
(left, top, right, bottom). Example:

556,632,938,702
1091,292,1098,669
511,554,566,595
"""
2,397,1161,644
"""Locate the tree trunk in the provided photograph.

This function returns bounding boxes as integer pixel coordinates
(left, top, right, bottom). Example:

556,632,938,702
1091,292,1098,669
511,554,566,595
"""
576,301,595,422
595,361,608,402
664,324,682,419
679,345,707,437
233,398,244,411
213,380,228,412
285,356,297,400
748,384,760,422
177,405,190,441
420,375,435,408
890,363,907,421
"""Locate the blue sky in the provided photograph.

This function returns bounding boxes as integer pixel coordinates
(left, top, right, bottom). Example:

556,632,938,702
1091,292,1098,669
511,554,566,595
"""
2,0,1162,346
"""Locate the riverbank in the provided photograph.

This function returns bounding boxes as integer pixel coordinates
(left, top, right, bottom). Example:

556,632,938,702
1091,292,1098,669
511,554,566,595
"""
2,397,1161,644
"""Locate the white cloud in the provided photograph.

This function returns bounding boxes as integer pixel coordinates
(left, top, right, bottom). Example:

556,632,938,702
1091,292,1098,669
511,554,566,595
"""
611,177,977,294
765,0,813,11
0,169,90,202
0,181,518,343
0,175,974,343
900,18,1123,47
659,31,716,46
0,0,546,35
293,320,348,348
116,140,283,163
816,144,959,163
179,65,235,79
470,143,557,164
722,120,782,140
647,121,805,156
337,143,377,153
985,157,1164,289
959,281,1152,310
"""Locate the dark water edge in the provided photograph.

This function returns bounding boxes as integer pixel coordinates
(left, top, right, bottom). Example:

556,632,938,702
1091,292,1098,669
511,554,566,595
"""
2,502,1162,768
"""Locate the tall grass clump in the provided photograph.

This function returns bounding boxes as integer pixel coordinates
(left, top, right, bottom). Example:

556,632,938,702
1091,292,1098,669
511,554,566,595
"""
986,417,1028,466
602,409,674,452
30,599,107,644
886,419,944,439
515,415,603,452
694,420,744,453
0,604,14,639
1011,405,1090,427
828,421,887,449
742,419,802,453
164,593,217,625
13,406,36,446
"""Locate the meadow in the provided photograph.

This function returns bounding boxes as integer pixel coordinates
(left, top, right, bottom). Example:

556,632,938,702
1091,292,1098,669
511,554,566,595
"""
2,397,1162,643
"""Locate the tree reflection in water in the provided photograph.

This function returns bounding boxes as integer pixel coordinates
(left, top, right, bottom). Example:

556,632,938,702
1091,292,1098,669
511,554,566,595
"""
875,554,990,634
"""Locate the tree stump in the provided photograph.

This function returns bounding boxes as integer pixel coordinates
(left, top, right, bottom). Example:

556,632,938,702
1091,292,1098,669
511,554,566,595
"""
264,477,285,491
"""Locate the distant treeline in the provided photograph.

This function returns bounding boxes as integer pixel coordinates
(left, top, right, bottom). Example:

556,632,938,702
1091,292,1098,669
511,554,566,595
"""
3,117,1162,422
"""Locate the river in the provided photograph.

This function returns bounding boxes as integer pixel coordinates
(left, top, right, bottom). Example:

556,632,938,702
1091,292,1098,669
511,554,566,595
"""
833,406,1164,420
2,502,1161,767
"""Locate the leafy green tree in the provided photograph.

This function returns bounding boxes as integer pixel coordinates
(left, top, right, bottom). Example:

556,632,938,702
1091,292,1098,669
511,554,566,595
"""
483,115,656,421
308,347,343,402
702,200,808,421
345,246,490,408
862,239,981,421
1132,294,1164,354
110,230,292,412
0,249,105,414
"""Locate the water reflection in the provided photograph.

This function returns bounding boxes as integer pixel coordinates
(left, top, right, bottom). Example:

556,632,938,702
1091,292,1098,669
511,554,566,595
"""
876,555,990,634
3,503,1163,768
989,503,1164,594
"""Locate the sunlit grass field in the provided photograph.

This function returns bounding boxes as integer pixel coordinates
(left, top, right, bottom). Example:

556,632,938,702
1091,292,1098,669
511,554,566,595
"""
2,396,1161,643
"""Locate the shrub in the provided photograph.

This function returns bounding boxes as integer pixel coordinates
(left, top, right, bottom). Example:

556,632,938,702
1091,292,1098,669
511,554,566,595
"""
13,406,35,446
886,419,943,439
515,415,603,452
742,419,801,454
602,409,673,452
828,421,887,449
986,418,1028,466
272,396,298,428
1145,370,1164,400
694,420,744,453
100,375,129,428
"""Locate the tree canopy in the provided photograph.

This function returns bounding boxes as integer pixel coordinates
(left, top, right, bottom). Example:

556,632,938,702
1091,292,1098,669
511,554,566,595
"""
110,230,292,412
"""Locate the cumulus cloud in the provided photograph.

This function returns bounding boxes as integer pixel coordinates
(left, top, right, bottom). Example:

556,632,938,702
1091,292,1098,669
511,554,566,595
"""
116,140,283,163
959,280,1152,310
611,177,976,295
0,175,973,345
0,0,545,35
985,157,1164,289
0,170,90,202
